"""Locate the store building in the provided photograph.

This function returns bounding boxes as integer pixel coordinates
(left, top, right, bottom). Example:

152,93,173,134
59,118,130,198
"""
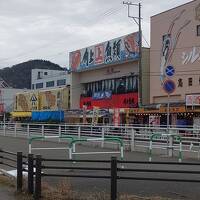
31,69,70,90
70,32,150,111
150,0,200,104
149,0,200,127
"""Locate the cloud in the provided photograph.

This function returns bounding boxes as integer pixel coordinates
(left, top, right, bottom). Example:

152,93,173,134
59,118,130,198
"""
0,0,192,68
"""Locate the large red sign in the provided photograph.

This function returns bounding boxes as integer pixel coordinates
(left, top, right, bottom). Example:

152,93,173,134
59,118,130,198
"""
80,92,138,109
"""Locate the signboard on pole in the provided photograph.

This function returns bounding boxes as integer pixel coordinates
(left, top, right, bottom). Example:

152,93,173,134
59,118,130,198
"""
82,105,87,124
113,109,120,126
163,79,176,94
92,106,99,125
165,65,175,77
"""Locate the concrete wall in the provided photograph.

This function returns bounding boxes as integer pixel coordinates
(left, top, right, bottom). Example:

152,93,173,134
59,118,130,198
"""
150,0,200,104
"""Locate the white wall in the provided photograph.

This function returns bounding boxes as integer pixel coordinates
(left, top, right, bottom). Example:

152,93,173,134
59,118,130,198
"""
31,69,71,90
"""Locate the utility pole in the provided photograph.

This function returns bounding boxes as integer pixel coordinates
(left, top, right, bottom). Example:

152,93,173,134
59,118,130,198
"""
123,1,142,107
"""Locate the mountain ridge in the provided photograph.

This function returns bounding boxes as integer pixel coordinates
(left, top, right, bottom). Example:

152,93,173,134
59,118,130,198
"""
0,60,63,89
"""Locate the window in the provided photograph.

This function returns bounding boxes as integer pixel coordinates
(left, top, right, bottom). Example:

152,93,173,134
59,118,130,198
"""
32,84,35,89
57,79,66,86
36,83,43,89
197,25,200,36
37,72,42,79
188,78,193,86
178,78,183,87
44,72,48,75
46,81,54,87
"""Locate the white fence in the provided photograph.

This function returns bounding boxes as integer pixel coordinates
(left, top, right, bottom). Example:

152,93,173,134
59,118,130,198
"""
0,122,200,158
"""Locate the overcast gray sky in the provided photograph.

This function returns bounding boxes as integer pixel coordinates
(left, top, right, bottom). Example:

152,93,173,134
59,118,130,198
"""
0,0,192,68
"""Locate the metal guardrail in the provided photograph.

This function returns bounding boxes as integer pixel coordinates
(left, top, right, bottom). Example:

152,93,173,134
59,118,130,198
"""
31,154,200,200
1,149,200,200
1,122,200,158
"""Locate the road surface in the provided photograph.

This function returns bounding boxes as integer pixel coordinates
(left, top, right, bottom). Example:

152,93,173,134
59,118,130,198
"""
0,135,200,200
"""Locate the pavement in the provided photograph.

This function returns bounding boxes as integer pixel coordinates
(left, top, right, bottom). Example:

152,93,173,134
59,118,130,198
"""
0,185,15,200
0,135,200,200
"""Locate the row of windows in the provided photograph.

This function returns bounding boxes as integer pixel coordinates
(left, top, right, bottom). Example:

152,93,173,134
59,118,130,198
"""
33,79,66,89
82,76,138,97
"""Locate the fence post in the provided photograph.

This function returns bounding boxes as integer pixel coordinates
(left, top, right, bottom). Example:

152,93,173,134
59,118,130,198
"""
41,125,44,137
168,134,173,157
17,152,23,192
131,128,135,151
78,126,81,139
28,154,34,194
27,124,30,138
59,125,61,142
101,127,105,148
111,156,117,200
14,123,17,137
3,122,6,136
35,155,42,200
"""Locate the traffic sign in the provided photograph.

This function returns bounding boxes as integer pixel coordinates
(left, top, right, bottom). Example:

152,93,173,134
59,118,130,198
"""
165,65,175,77
163,79,176,94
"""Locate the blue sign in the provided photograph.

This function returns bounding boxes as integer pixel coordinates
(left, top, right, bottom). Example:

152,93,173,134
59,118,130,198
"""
92,90,112,100
163,80,176,94
165,65,175,77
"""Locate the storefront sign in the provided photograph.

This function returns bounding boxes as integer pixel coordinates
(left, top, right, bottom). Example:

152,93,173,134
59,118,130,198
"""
186,94,200,106
80,92,138,109
160,107,185,113
70,32,139,71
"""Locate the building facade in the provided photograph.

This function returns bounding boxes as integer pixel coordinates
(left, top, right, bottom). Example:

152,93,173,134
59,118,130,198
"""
150,0,200,104
31,69,70,90
70,32,150,110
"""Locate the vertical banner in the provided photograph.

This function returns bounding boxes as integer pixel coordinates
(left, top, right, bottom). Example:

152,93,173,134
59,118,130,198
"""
125,108,129,125
82,105,87,124
92,106,99,125
113,109,120,126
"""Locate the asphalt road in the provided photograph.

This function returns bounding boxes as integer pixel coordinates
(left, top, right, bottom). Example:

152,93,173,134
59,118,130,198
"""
0,135,200,200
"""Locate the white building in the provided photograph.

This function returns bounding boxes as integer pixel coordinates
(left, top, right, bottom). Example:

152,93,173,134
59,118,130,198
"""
31,69,71,90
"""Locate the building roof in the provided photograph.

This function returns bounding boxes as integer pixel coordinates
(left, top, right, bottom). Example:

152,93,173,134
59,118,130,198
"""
0,77,10,88
151,0,196,18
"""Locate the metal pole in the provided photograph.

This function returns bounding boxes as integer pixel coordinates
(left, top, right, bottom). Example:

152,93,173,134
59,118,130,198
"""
111,157,117,200
35,155,42,199
17,152,23,192
138,2,142,107
28,154,34,194
123,2,142,107
167,94,170,129
3,113,6,136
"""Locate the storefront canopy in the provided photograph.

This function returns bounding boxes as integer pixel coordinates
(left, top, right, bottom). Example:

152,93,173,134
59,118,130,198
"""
11,112,31,117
